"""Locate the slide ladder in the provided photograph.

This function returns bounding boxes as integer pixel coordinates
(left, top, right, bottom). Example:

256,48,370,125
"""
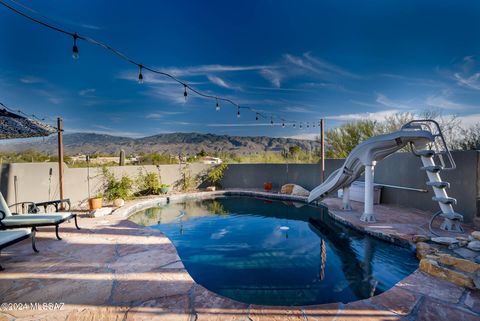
308,119,464,232
403,120,463,232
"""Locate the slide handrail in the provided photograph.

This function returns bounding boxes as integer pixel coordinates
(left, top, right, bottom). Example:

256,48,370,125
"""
402,119,456,170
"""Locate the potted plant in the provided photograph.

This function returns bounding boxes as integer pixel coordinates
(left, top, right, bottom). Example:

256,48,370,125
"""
160,184,170,194
89,193,103,210
263,182,273,192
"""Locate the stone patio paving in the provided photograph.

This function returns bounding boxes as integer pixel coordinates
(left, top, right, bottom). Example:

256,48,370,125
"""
0,192,479,320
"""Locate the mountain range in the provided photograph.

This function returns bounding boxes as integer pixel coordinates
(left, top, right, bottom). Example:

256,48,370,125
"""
0,132,320,156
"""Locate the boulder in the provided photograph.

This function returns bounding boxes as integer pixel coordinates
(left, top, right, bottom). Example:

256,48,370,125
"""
431,237,459,246
280,184,309,197
471,231,480,241
437,254,480,274
412,235,430,243
416,242,436,260
468,241,480,252
90,207,114,218
419,259,476,289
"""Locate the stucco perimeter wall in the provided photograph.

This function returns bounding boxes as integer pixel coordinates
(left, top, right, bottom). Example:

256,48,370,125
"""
221,151,480,223
0,163,213,208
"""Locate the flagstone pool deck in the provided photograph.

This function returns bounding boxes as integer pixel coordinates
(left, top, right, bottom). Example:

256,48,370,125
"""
0,191,479,321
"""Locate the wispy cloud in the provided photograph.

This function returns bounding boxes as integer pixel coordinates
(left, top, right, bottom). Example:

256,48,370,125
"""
453,72,480,91
162,64,268,77
145,111,184,119
260,69,283,87
78,88,96,96
288,133,318,140
325,109,400,122
375,93,412,109
259,52,359,89
20,76,44,84
207,75,241,90
207,123,284,127
457,113,480,127
282,106,315,113
33,89,64,105
425,93,472,110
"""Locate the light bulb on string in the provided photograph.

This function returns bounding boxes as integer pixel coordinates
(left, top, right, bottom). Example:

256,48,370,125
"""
237,106,241,118
138,65,144,84
282,121,285,128
270,117,274,126
215,98,220,111
72,33,79,60
307,122,309,128
293,123,296,128
183,84,188,101
300,122,303,129
255,113,259,121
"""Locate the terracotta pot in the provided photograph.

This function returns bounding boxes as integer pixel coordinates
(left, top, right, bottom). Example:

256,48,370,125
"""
263,182,273,192
88,197,103,211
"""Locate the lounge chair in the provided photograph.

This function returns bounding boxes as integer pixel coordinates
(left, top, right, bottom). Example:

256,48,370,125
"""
0,193,80,240
0,228,38,270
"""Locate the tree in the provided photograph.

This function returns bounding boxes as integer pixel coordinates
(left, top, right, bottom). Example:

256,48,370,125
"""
324,120,379,158
458,124,480,150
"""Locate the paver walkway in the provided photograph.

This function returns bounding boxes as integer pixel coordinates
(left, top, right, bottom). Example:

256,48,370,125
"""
0,193,479,320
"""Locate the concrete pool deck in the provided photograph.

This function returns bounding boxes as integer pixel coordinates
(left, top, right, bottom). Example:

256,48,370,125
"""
0,191,479,321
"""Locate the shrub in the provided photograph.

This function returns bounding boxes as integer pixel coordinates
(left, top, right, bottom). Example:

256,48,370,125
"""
102,168,133,201
180,164,196,192
136,171,160,195
207,162,228,187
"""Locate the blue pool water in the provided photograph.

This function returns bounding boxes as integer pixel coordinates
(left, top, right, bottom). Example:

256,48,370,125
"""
129,196,418,306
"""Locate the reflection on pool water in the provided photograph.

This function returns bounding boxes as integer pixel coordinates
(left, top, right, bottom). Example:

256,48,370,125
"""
129,196,418,306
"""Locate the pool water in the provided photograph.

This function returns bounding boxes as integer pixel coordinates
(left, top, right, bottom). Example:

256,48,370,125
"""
129,196,418,306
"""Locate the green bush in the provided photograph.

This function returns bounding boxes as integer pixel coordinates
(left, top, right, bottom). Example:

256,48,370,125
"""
207,162,228,187
102,168,133,201
136,171,160,195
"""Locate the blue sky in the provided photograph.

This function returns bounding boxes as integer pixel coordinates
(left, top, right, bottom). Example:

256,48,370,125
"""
1,0,480,139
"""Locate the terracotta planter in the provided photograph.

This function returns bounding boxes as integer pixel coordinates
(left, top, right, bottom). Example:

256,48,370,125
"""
88,197,103,211
263,182,273,192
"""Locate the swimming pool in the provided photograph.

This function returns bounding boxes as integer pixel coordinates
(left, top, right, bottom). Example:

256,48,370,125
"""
129,196,418,306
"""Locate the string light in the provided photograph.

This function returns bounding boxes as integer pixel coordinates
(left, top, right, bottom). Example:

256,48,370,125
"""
0,0,314,130
72,33,79,59
255,113,259,121
138,65,144,84
307,122,309,128
282,121,285,128
270,117,274,126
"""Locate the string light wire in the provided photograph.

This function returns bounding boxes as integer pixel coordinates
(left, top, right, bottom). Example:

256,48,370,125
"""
0,0,317,129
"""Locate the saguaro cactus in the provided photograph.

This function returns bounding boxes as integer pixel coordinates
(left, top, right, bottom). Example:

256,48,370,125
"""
119,149,126,166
